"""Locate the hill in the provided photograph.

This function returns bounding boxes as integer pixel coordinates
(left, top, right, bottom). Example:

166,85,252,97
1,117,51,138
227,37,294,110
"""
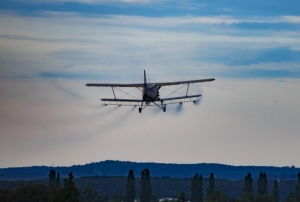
0,160,299,180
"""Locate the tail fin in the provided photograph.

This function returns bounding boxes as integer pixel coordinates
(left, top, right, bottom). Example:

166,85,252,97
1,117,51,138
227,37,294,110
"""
144,70,146,85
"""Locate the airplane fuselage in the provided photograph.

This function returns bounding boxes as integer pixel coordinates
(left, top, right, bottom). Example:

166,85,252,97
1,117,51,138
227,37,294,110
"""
143,84,159,102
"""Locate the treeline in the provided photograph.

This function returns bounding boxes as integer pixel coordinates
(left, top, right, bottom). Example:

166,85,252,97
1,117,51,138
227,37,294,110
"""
1,169,300,202
0,170,80,202
1,160,300,180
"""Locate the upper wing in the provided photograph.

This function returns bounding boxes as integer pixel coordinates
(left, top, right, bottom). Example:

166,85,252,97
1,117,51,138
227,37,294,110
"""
151,78,215,87
86,83,144,87
86,78,215,87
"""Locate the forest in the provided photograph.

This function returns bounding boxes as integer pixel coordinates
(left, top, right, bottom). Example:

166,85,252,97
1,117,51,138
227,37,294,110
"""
1,160,300,180
0,168,300,202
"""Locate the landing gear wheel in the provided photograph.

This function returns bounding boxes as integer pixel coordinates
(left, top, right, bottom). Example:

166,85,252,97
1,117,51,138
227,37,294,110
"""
139,107,142,113
163,106,166,112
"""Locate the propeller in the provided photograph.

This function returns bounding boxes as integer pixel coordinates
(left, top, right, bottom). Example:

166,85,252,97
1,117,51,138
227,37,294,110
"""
193,98,202,106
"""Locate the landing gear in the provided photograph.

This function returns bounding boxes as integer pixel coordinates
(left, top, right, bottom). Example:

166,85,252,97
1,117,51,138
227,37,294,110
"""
139,102,144,113
138,101,166,113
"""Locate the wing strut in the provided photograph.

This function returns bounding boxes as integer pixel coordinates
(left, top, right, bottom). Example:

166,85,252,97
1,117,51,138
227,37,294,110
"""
186,83,189,97
111,87,116,100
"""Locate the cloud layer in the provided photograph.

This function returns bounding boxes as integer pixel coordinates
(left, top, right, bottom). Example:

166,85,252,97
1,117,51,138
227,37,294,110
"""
0,0,300,168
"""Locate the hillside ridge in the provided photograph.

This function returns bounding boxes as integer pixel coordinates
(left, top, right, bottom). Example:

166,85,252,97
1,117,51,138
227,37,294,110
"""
0,160,299,180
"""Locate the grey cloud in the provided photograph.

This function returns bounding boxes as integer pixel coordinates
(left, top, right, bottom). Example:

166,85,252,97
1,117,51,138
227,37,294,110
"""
0,34,102,44
210,47,300,66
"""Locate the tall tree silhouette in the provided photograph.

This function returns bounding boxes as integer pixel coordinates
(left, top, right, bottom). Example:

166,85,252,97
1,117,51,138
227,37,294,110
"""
190,173,203,202
207,173,214,198
49,169,60,190
59,172,80,202
243,172,253,193
57,172,61,188
273,180,279,202
125,170,135,202
257,172,267,195
140,169,152,202
296,172,300,201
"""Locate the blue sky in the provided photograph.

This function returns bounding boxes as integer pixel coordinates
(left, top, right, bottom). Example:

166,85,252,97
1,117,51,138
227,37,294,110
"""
2,0,300,16
0,0,300,168
1,0,300,80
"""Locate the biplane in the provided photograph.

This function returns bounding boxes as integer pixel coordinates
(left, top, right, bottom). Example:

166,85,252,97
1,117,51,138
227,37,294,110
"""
86,70,215,113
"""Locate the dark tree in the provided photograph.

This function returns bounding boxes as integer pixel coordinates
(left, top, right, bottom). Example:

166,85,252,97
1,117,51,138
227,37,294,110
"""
80,186,102,202
140,169,152,202
178,192,188,202
296,172,300,201
285,192,296,202
103,194,110,202
49,169,57,190
111,194,125,202
57,172,61,188
257,172,267,195
0,188,13,202
190,173,203,202
207,173,215,197
273,180,279,202
49,169,60,190
242,192,255,202
125,170,135,202
12,184,50,202
59,172,80,202
206,190,227,202
151,195,159,202
243,172,253,193
255,193,274,202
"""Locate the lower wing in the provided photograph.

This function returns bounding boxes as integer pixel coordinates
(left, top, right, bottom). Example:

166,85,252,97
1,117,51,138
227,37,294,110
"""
101,95,201,106
160,94,201,102
101,98,143,102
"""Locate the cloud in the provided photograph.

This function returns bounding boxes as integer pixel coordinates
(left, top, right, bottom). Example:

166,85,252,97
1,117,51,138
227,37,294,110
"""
39,71,106,80
1,11,300,82
38,12,300,26
283,16,300,23
0,34,102,44
13,0,153,4
204,47,300,66
215,68,300,79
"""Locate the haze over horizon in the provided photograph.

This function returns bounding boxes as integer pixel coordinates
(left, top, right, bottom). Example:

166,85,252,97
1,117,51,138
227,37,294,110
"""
1,0,300,168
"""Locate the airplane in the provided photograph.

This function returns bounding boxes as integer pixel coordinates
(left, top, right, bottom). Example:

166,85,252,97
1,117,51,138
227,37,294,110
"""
86,70,215,113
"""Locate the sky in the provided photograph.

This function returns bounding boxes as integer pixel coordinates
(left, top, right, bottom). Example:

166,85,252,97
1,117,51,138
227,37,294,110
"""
1,0,300,168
